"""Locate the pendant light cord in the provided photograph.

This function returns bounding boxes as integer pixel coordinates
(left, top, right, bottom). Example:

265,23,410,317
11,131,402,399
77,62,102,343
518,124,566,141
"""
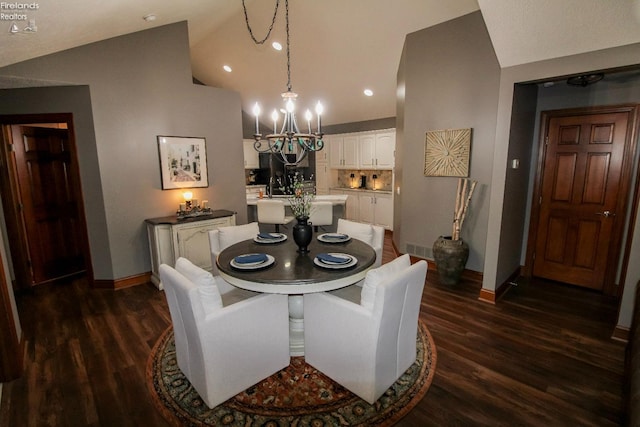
285,0,291,92
242,0,292,92
242,0,280,44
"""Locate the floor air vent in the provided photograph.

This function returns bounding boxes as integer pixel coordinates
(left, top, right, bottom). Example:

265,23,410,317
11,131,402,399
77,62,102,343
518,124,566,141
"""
405,243,432,259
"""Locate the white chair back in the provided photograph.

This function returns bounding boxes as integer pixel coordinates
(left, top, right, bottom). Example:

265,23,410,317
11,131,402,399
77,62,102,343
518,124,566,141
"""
209,222,259,276
303,258,428,404
309,201,333,230
337,218,385,267
159,262,290,409
257,199,294,232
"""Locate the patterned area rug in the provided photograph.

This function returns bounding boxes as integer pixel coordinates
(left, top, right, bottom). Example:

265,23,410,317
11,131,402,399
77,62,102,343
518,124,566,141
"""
147,321,436,426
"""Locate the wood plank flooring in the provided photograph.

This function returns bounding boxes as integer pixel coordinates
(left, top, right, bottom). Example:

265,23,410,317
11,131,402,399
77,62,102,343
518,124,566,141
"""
0,235,626,426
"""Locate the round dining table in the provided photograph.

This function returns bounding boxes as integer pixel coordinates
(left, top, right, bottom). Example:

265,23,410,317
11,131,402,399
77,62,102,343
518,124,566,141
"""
217,235,376,356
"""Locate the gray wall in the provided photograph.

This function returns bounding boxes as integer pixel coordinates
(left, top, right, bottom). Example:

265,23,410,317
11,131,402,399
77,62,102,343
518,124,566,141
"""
0,22,246,281
396,11,500,272
495,83,538,282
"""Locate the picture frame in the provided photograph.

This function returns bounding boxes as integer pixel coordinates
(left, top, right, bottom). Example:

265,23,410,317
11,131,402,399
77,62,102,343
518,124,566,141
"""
424,128,471,177
157,136,209,189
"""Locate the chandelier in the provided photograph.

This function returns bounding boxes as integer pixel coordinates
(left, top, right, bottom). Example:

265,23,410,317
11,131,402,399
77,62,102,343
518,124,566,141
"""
243,0,324,166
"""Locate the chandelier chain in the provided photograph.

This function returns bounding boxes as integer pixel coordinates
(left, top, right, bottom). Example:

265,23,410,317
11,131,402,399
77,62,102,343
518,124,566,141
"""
241,0,280,45
285,0,291,92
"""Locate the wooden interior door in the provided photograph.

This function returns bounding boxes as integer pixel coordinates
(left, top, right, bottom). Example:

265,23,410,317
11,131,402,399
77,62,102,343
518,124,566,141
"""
11,125,86,285
532,106,636,292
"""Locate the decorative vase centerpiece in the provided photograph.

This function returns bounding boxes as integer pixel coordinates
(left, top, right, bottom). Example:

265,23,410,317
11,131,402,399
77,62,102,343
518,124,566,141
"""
292,216,313,253
281,172,314,253
433,178,477,285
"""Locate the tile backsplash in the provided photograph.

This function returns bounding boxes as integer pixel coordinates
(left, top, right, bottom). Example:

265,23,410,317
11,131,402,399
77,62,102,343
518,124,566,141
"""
337,170,393,191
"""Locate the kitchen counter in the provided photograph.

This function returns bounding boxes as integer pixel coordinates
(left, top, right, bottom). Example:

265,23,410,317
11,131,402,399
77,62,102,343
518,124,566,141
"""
330,187,393,194
246,194,348,205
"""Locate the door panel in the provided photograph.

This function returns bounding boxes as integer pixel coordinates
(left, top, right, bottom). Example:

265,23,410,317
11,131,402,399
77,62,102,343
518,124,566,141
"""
532,110,631,291
12,125,86,285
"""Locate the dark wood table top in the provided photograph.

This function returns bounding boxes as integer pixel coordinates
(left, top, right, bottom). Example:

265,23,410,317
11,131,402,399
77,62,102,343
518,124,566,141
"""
217,236,376,294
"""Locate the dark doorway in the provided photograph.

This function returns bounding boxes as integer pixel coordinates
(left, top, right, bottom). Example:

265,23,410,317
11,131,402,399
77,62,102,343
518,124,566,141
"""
0,113,92,289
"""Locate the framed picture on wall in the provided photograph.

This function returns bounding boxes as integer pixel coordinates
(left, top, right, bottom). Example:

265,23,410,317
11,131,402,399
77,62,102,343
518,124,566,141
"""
157,136,209,189
424,128,471,177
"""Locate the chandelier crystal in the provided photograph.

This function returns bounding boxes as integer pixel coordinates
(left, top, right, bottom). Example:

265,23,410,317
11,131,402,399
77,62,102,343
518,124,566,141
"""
244,0,325,166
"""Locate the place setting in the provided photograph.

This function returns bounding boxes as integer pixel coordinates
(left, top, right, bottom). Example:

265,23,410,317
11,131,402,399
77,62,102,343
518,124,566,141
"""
316,233,351,243
254,232,287,244
230,253,275,270
313,252,357,269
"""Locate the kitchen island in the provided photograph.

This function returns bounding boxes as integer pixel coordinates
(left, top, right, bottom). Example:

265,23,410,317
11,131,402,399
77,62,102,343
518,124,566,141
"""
246,194,347,232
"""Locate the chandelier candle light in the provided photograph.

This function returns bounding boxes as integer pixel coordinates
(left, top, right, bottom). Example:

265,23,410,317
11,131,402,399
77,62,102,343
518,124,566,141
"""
244,0,325,167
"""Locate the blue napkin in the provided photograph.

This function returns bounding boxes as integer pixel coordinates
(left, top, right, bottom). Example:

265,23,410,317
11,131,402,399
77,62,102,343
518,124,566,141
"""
324,233,349,240
234,253,268,264
316,253,351,264
257,233,280,240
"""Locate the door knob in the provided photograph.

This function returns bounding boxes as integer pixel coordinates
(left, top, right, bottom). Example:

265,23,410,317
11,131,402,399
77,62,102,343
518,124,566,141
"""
595,211,615,218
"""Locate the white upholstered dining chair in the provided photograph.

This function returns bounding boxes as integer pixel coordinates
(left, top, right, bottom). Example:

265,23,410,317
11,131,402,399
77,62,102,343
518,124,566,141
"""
257,199,295,233
303,254,427,404
160,257,290,409
309,201,333,232
209,222,260,275
337,218,385,267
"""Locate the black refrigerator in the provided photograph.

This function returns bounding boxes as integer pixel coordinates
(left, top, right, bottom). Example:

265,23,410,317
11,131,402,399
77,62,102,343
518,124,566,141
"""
255,153,315,195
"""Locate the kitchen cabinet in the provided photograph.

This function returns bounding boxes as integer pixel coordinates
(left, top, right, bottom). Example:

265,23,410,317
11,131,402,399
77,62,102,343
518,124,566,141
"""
315,144,330,163
330,189,393,229
341,189,360,221
315,162,330,195
315,141,330,195
359,191,393,229
146,210,236,289
374,131,395,169
329,134,358,169
358,130,395,169
243,139,260,169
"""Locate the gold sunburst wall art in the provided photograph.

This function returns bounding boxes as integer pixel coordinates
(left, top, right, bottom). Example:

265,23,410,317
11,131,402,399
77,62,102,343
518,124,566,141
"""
424,128,471,177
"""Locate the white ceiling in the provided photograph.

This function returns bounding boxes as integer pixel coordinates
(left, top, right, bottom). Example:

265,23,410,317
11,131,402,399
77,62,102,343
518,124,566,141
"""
1,0,639,125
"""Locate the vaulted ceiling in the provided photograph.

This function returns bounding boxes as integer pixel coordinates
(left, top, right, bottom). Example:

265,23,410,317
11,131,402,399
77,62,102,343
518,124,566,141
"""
1,0,639,125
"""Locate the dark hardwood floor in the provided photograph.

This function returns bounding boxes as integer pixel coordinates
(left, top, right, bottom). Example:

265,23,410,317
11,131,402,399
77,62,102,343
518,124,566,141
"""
0,234,626,426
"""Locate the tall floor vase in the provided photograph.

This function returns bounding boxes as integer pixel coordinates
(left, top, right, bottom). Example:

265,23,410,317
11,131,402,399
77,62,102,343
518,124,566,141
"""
432,235,469,285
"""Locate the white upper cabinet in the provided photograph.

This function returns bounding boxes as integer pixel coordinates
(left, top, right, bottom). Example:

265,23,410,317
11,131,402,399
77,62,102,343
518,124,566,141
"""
373,131,395,169
358,130,395,169
329,134,358,169
358,134,376,169
315,162,330,195
316,141,330,164
242,139,260,169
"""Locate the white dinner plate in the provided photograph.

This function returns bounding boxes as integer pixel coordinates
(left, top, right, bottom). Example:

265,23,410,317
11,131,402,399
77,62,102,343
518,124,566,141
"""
253,233,287,244
230,254,275,270
314,253,357,269
317,233,351,243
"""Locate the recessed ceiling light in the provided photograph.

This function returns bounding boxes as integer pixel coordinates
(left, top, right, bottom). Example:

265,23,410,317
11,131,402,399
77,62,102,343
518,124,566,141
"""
223,65,232,73
272,41,282,51
364,89,373,97
143,14,157,22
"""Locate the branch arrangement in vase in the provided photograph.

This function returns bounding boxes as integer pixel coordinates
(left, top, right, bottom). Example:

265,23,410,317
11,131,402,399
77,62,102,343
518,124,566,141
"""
452,178,477,241
279,171,315,218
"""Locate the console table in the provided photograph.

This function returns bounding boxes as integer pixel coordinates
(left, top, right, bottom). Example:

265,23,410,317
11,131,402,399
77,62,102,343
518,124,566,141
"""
145,210,236,289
